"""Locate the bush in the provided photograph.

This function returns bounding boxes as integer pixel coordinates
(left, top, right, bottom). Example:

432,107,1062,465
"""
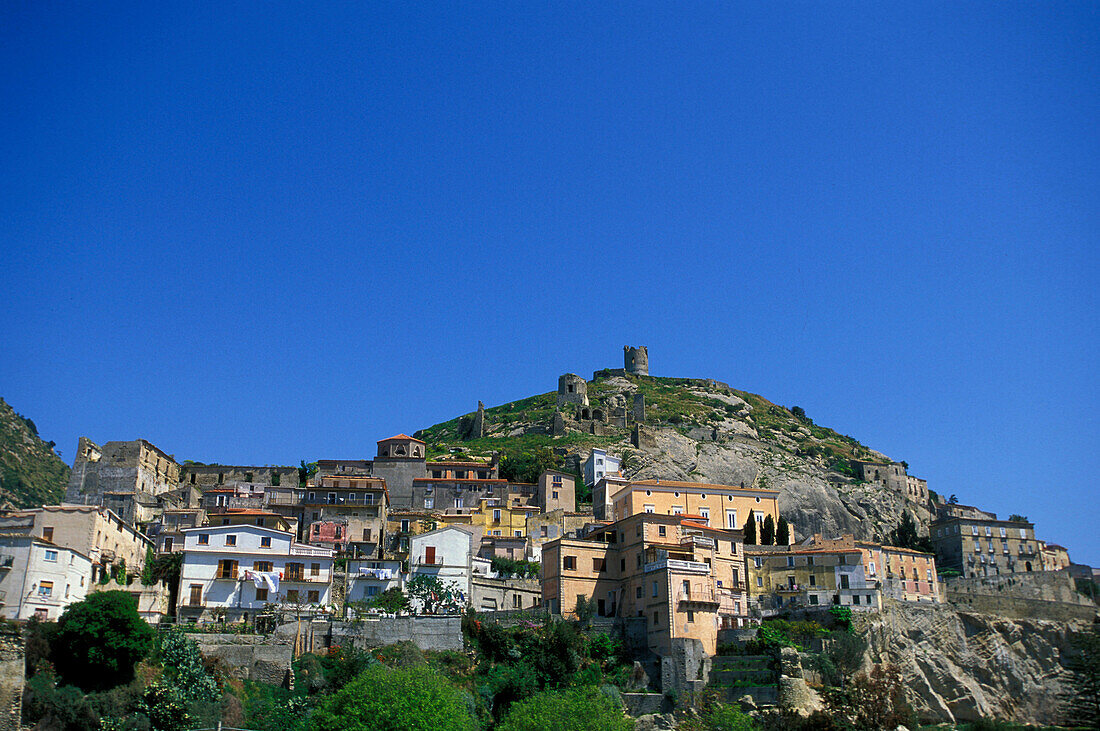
825,663,914,729
682,699,756,730
21,671,100,731
311,664,477,731
155,630,220,701
53,591,154,691
497,686,632,731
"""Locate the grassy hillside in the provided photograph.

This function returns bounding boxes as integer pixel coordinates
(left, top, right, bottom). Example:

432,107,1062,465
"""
0,397,69,508
414,372,884,483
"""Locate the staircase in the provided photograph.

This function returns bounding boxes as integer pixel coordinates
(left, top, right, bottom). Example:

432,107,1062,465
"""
708,654,778,707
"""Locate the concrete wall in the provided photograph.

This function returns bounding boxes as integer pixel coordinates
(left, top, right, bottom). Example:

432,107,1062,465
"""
945,571,1097,622
328,616,464,652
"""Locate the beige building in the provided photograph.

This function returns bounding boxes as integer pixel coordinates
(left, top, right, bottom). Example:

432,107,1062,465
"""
65,438,180,528
596,479,781,536
0,505,153,583
808,534,940,603
1040,542,1072,572
537,470,576,512
542,512,748,656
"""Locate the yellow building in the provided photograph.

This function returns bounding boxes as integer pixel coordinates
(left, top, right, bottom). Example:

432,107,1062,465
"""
745,546,881,616
809,534,940,603
598,479,781,538
542,512,748,656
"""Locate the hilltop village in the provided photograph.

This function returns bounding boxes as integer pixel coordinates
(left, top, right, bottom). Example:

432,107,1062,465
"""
0,347,1095,724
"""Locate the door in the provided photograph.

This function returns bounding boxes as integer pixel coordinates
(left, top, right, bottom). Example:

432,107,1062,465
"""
425,546,436,565
163,537,173,552
189,584,202,606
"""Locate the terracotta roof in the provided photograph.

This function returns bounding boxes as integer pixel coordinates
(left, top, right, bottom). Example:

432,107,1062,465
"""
219,509,284,517
378,434,425,444
679,520,736,535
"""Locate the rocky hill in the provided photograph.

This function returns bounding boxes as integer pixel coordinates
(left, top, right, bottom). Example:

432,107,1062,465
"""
0,397,69,509
416,371,924,544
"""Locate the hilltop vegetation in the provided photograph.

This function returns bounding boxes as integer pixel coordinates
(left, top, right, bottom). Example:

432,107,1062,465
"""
0,397,68,508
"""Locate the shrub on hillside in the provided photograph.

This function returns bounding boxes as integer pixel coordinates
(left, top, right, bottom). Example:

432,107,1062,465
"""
311,664,477,731
53,591,154,691
497,686,632,731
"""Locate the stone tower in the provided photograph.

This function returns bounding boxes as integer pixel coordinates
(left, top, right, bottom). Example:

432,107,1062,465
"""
557,374,589,408
624,346,649,376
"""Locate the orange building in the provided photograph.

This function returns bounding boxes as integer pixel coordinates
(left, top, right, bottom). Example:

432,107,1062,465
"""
596,479,781,538
541,512,748,656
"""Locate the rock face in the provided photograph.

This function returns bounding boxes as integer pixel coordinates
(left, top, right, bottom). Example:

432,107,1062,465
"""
777,647,825,716
862,599,1087,724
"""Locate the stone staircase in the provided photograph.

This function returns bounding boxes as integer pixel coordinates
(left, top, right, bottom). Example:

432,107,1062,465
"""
708,654,778,707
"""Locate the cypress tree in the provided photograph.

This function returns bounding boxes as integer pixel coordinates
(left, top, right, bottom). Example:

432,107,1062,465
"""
761,514,776,545
742,514,757,545
776,516,790,546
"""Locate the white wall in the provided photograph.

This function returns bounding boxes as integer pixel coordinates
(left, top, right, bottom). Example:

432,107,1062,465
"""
408,528,472,611
0,537,92,620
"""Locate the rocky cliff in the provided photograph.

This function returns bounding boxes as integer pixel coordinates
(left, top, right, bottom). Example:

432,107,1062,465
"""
418,371,924,544
861,599,1086,724
0,397,68,509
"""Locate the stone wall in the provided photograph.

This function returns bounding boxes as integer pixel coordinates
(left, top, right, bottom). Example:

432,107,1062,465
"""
328,616,463,652
945,571,1096,622
191,633,293,687
0,628,22,731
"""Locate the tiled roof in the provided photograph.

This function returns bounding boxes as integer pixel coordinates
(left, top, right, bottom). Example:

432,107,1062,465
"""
378,433,426,444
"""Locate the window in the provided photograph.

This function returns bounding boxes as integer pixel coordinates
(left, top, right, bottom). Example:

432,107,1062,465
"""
43,527,54,542
644,504,655,514
217,560,238,579
687,611,694,623
38,581,53,596
189,584,202,606
256,587,268,601
198,534,209,545
985,526,992,537
700,508,710,524
552,491,558,500
636,553,643,569
514,530,523,537
311,563,321,576
424,497,434,509
285,563,304,581
553,474,562,483
809,575,816,586
786,556,795,567
672,506,683,515
493,509,501,522
540,526,548,538
593,558,606,572
756,576,763,587
636,586,643,598
658,525,666,537
853,595,860,605
653,610,659,624
401,520,410,532
256,518,265,527
308,590,320,603
726,510,737,529
225,534,237,546
366,586,380,597
869,561,876,576
620,558,626,572
254,561,273,572
44,549,58,562
652,581,658,597
286,590,300,603
563,556,576,570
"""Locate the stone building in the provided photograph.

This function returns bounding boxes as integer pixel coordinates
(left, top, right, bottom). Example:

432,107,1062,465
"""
536,470,575,512
300,475,388,558
931,514,1038,578
624,346,649,376
542,512,748,656
180,464,299,490
65,438,180,526
372,434,428,507
556,374,590,409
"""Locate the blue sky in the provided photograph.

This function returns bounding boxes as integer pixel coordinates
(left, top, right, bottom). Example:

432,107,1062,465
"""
1,4,1097,562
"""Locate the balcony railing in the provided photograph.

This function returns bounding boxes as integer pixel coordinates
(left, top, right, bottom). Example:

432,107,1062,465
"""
644,558,710,574
415,556,445,566
678,588,720,607
777,584,802,593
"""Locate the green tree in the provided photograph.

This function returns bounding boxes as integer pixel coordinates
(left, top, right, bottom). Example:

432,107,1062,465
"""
825,629,867,687
53,591,154,691
742,515,756,545
761,514,775,545
406,574,465,614
1008,514,1029,523
136,681,191,731
498,687,632,731
370,587,410,614
155,630,219,701
1061,625,1100,728
312,664,477,731
775,516,790,546
790,406,808,421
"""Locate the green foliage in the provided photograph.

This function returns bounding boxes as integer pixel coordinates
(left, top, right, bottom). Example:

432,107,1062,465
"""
135,680,191,731
742,514,757,545
497,686,632,731
140,547,157,585
681,697,757,731
1060,625,1100,727
312,664,477,731
775,516,789,546
1008,514,1029,523
24,615,56,676
491,556,541,578
499,446,557,485
0,397,69,508
406,574,466,614
21,671,100,731
53,591,154,691
299,460,318,485
239,680,313,731
790,406,807,420
369,586,410,613
824,630,867,687
761,514,775,545
889,512,934,553
828,605,852,631
155,630,220,701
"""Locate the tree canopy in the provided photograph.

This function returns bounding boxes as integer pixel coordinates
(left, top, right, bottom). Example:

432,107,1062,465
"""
761,514,776,545
742,514,757,545
497,687,632,731
311,664,476,731
53,591,154,691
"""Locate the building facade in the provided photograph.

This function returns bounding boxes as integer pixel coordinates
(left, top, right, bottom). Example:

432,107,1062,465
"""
178,524,333,620
407,526,473,613
583,449,621,488
0,536,92,620
745,547,881,616
930,516,1038,578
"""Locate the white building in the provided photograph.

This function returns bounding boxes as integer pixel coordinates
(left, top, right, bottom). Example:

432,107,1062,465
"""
0,536,92,620
178,524,334,621
346,557,403,608
583,448,621,488
408,526,473,613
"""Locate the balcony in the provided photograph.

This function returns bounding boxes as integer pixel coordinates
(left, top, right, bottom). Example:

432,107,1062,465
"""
681,534,715,551
415,556,445,566
0,555,13,569
644,558,710,575
678,589,720,610
777,584,802,593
